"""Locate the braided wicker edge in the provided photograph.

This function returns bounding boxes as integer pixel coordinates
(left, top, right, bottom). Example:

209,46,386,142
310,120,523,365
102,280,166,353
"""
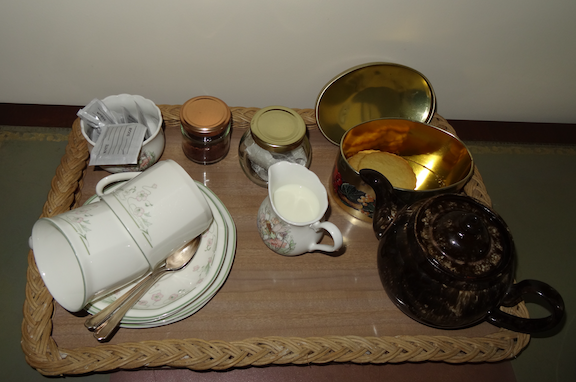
21,107,529,376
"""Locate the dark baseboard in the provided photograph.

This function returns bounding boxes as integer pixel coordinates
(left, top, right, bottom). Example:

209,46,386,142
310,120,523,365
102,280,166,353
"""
0,103,82,128
448,119,576,145
1,103,575,144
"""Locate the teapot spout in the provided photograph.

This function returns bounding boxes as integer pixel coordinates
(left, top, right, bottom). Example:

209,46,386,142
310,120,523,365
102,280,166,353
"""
359,169,403,240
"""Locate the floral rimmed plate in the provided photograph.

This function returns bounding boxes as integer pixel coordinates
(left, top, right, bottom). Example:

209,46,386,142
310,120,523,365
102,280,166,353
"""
117,183,237,328
119,190,237,328
84,181,235,324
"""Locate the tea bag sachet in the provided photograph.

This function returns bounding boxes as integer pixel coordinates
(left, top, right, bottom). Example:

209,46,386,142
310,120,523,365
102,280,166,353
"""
113,107,139,124
89,123,147,166
77,99,119,142
135,101,155,140
243,132,308,181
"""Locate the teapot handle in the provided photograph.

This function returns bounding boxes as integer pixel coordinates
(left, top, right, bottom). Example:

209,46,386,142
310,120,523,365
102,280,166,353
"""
359,169,404,240
485,279,564,334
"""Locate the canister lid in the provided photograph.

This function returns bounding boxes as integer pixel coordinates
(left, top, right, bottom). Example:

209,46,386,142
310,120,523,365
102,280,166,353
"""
250,106,306,152
180,96,231,135
315,62,436,145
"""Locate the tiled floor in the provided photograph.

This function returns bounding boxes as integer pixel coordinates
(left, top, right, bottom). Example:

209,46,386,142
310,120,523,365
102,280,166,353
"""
1,125,574,381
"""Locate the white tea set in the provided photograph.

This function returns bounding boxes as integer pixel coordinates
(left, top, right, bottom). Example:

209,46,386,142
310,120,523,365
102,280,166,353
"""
29,160,238,340
31,159,212,312
28,154,342,341
28,93,344,341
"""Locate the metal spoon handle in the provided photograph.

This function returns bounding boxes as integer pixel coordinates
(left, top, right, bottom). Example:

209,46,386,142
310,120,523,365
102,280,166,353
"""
93,268,169,341
84,265,165,330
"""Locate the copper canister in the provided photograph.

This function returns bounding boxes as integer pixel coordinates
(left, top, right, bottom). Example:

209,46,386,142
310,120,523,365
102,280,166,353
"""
180,96,232,165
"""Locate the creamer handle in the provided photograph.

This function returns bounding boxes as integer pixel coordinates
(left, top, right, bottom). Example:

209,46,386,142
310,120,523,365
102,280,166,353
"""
308,221,343,253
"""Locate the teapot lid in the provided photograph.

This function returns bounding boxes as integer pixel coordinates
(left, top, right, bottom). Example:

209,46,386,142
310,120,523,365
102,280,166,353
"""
414,194,513,280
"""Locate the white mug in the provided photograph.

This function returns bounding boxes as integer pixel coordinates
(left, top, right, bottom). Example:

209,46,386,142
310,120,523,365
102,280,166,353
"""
95,160,213,267
30,199,149,312
257,162,343,256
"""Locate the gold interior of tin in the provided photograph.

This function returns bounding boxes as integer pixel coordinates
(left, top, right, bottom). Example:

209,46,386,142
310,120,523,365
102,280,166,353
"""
341,119,473,192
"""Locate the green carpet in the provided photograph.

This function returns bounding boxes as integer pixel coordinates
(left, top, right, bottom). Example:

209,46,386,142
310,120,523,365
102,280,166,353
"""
1,125,574,381
469,143,576,382
0,126,108,381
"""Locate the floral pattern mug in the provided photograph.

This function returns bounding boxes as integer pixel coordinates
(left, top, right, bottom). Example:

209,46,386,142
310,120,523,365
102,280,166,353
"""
95,160,213,267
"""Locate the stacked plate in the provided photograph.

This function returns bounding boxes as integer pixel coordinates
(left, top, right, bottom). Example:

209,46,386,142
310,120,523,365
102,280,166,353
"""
84,182,236,328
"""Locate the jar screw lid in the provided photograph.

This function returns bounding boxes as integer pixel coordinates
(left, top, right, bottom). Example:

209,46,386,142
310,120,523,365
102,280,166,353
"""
250,106,306,152
180,96,231,134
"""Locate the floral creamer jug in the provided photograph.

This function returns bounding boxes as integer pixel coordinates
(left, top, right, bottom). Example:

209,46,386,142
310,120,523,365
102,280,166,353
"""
257,162,343,256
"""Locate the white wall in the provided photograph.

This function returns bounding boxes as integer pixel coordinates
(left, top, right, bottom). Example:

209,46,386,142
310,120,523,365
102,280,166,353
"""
1,0,575,123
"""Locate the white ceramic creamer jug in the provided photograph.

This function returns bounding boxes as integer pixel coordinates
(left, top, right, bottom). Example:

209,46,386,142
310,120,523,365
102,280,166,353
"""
257,162,343,256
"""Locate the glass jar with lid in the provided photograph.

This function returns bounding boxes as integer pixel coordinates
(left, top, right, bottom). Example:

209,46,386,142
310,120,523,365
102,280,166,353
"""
180,96,232,165
238,106,312,187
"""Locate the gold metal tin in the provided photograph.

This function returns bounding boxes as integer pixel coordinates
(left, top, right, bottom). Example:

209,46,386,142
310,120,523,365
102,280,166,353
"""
330,118,473,221
316,62,436,145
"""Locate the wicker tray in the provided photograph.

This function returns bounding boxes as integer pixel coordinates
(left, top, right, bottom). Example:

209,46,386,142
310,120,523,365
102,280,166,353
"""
22,106,530,376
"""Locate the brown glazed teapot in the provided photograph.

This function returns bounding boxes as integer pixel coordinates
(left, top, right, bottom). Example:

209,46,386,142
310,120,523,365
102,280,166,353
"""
360,169,564,333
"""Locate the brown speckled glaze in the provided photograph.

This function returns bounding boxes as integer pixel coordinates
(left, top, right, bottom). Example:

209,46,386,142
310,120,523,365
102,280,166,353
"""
360,169,565,333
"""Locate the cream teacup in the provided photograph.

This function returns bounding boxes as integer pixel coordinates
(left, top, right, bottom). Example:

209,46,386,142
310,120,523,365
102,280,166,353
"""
30,200,149,312
95,160,213,267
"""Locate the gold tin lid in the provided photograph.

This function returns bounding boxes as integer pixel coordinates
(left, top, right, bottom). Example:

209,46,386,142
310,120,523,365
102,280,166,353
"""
315,62,436,145
250,106,306,152
180,96,231,136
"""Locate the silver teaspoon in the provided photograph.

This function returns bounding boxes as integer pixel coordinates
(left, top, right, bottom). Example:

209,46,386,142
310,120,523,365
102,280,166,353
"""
85,237,201,341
